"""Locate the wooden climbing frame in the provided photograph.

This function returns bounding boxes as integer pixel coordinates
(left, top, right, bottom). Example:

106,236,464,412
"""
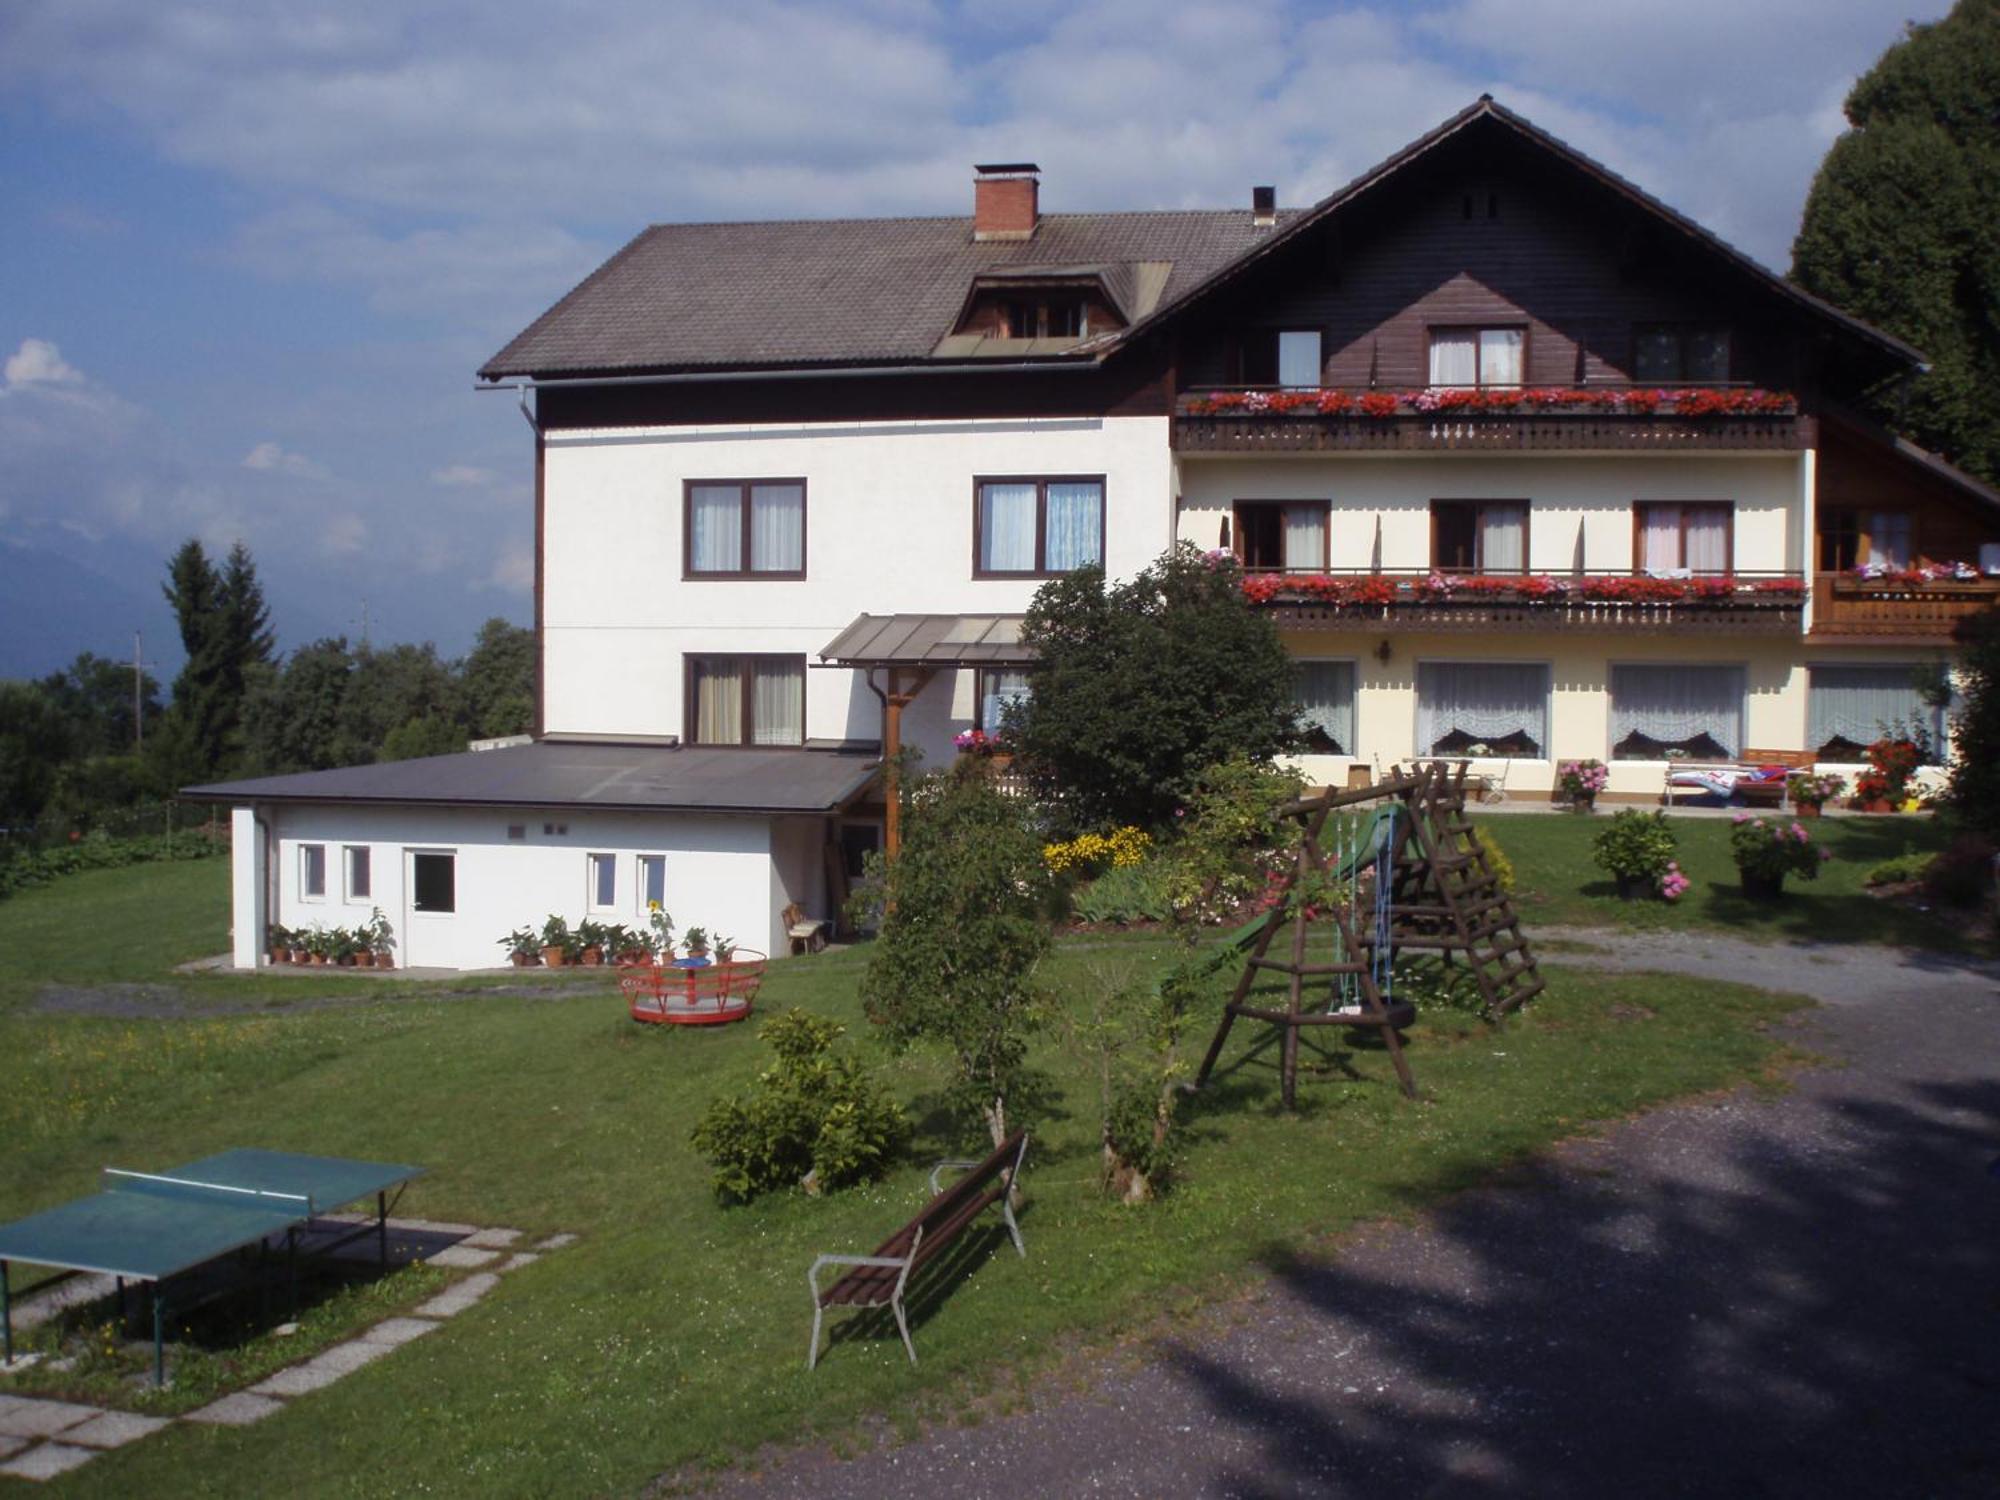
1193,759,1544,1109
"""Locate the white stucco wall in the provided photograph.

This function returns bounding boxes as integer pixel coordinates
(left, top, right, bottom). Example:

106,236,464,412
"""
252,802,801,971
540,414,1172,764
1175,451,1808,575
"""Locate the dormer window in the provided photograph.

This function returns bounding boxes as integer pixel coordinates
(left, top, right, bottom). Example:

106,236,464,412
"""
1003,295,1086,339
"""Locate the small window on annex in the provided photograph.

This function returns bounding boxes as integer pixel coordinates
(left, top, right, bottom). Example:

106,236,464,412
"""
1428,327,1524,388
685,481,805,577
687,655,806,746
638,855,666,914
411,852,455,914
300,844,327,899
1431,501,1527,573
588,853,617,911
1235,501,1328,573
1294,660,1356,755
1415,662,1549,759
975,478,1103,576
344,846,371,901
1634,325,1730,383
976,667,1031,734
1807,665,1947,761
1609,664,1745,760
1636,502,1732,574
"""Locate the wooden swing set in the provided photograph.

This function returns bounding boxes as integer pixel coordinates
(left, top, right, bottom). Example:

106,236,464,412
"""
1193,759,1543,1108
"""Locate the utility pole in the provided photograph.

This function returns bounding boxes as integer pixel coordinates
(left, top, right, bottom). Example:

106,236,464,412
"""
133,630,152,749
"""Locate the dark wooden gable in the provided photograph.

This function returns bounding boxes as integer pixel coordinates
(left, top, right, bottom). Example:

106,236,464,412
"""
1171,114,1880,402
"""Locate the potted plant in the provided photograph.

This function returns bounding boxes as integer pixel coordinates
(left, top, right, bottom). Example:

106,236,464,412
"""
712,934,736,963
305,926,333,966
1591,809,1680,900
1855,737,1920,811
1731,813,1831,898
645,902,674,963
1557,758,1608,812
1785,770,1846,818
575,918,610,966
331,927,360,967
288,930,312,965
364,908,396,970
682,925,710,960
267,923,292,966
499,927,542,967
603,924,650,966
540,914,573,968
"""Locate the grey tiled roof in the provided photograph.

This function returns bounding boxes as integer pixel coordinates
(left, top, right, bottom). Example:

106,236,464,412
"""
182,741,879,815
819,614,1032,667
479,211,1296,379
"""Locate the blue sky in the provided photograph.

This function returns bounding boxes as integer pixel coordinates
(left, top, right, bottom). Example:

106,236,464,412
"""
0,0,1948,676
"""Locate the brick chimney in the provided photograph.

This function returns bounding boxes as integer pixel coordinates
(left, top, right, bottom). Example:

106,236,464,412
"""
974,163,1040,241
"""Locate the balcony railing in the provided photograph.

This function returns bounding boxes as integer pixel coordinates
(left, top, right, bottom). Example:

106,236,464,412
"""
1810,570,2000,641
1175,384,1807,454
1242,569,1807,634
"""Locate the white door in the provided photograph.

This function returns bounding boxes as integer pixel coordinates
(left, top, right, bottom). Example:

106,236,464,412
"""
402,848,458,969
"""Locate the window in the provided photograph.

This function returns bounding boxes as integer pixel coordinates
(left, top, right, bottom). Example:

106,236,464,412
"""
1808,665,1946,760
684,480,805,578
1610,664,1745,760
1295,660,1356,755
1428,327,1524,387
998,294,1085,338
1636,502,1732,574
638,855,666,914
687,654,806,746
1432,501,1528,573
1235,501,1329,572
1634,325,1730,383
300,844,326,899
1416,662,1549,759
1277,330,1322,388
588,853,617,911
1819,509,1913,572
344,846,371,902
411,852,455,914
974,477,1103,576
976,667,1032,733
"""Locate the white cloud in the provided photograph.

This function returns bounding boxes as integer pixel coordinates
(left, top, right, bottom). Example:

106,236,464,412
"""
431,464,493,486
320,512,368,554
4,337,83,388
483,542,534,593
242,440,331,479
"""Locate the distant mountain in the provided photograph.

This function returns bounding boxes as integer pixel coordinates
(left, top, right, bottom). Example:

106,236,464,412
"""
0,539,182,680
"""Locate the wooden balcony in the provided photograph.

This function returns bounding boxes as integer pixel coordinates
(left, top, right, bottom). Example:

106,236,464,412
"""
1246,571,1806,635
1808,572,2000,642
1174,385,1808,455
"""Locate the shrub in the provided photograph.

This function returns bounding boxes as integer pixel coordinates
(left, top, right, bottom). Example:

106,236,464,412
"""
1556,759,1608,800
1043,826,1152,875
1070,862,1175,925
0,828,224,901
1471,825,1516,895
1864,851,1934,888
1157,754,1306,924
689,1009,908,1204
1786,771,1847,807
1591,810,1679,884
1729,815,1831,883
1864,737,1923,803
1921,834,1998,907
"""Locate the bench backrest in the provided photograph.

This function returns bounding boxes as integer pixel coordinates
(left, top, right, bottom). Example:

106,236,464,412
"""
873,1129,1026,1267
1742,748,1816,769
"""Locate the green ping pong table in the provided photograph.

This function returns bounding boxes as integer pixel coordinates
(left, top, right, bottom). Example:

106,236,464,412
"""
0,1149,422,1385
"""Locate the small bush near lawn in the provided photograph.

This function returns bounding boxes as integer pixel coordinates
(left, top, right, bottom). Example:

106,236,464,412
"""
1864,851,1934,888
0,829,223,900
1071,862,1175,925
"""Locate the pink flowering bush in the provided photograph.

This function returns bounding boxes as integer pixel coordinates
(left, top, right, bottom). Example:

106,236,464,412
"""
1558,758,1609,799
1729,813,1832,884
1658,861,1691,902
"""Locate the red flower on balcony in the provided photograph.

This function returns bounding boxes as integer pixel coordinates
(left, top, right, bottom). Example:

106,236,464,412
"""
1358,392,1399,418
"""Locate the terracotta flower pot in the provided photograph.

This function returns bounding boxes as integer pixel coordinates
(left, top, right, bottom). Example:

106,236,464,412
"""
373,953,395,970
579,947,604,967
1858,799,1893,814
542,946,568,968
357,951,376,968
289,948,310,965
1794,802,1821,819
510,952,536,967
268,948,288,966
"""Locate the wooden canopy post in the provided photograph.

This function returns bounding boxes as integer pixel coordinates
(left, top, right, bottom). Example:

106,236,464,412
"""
875,666,933,859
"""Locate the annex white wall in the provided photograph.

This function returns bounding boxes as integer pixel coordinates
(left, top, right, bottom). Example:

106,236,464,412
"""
540,415,1172,764
252,803,794,972
1175,451,1808,575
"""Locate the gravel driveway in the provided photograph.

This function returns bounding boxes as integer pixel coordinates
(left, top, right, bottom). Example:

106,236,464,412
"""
695,932,2000,1499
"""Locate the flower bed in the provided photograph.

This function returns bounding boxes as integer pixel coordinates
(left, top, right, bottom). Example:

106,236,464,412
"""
1238,571,1805,608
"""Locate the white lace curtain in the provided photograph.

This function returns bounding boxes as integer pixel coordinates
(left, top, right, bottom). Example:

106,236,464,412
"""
688,484,742,571
1640,504,1731,573
1480,505,1525,571
1610,665,1744,757
979,669,1032,732
1415,662,1549,755
1295,661,1355,754
979,483,1038,571
1045,483,1101,570
1283,504,1326,570
1430,329,1522,386
1807,665,1939,755
749,484,803,572
750,659,804,746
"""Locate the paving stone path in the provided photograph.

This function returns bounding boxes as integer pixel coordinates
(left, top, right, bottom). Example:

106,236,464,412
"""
697,931,2000,1499
0,1227,576,1482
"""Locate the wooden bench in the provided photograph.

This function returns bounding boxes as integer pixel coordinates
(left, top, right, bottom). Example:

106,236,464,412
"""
1662,750,1814,809
806,1129,1029,1369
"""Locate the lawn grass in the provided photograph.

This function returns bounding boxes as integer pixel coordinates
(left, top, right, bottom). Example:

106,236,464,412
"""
0,859,1811,1497
1476,810,1975,950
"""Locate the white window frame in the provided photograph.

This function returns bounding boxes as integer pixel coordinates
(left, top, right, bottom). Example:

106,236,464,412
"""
300,843,327,901
343,845,371,903
587,852,618,913
407,848,457,917
637,854,667,916
1276,329,1323,388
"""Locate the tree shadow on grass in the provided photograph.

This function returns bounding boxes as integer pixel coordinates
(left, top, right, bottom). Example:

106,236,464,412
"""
1148,1072,2000,1498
